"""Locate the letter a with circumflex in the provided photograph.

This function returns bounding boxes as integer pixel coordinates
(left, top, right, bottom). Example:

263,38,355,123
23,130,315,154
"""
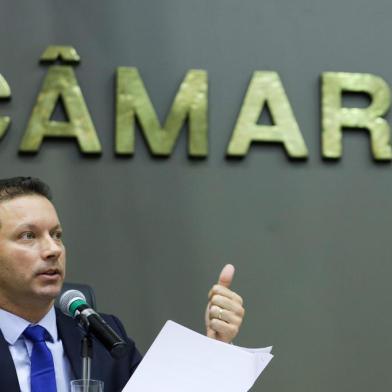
20,60,101,154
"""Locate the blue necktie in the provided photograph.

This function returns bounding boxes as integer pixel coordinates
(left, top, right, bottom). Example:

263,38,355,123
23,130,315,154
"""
23,325,57,392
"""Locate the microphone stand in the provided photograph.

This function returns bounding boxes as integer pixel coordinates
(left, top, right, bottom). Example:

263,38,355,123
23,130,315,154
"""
81,334,93,391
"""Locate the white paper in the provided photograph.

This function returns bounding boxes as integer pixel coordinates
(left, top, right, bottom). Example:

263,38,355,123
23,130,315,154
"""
122,320,273,392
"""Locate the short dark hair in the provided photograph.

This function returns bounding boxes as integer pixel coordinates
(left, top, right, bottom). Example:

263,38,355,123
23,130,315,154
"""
0,177,52,202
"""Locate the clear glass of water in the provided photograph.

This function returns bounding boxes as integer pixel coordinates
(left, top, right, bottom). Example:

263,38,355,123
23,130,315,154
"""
70,379,104,392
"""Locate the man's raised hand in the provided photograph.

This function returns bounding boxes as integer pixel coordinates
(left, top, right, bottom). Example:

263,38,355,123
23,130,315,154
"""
205,264,245,343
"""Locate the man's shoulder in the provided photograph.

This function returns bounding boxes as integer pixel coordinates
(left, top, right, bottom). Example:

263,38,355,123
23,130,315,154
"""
54,307,143,390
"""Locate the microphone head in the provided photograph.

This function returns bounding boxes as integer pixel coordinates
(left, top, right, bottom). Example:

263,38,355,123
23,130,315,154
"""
59,289,87,317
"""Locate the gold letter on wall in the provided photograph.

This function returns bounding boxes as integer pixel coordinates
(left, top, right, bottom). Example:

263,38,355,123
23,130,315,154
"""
227,71,308,158
0,74,11,138
322,72,391,160
116,67,208,157
40,45,81,63
20,46,101,154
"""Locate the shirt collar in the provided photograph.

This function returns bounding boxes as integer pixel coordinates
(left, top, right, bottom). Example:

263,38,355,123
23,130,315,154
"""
0,306,58,345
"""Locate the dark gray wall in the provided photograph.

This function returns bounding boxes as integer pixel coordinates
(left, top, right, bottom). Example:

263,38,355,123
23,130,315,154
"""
1,1,392,390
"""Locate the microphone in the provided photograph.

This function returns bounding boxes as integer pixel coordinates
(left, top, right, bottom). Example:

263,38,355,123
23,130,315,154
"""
59,289,130,359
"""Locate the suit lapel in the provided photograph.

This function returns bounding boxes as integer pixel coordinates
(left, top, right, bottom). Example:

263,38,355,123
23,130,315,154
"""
55,308,84,380
0,329,21,391
0,309,91,390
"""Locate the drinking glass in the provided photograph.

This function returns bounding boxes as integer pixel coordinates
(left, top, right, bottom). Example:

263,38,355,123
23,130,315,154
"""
70,379,104,392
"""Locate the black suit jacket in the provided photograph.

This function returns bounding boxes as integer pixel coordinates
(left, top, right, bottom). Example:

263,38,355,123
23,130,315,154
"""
0,308,142,392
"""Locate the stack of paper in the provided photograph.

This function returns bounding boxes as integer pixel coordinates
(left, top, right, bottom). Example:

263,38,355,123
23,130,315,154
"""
123,320,273,392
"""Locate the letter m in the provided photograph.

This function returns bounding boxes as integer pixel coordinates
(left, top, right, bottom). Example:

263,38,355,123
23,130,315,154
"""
116,67,208,157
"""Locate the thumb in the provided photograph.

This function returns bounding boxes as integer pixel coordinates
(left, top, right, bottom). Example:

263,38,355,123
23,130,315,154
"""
218,264,235,288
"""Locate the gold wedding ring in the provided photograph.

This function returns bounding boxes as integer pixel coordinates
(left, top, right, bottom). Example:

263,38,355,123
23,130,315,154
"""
218,307,223,320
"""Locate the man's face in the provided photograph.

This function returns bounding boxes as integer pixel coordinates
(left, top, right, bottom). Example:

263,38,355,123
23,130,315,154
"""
0,195,66,307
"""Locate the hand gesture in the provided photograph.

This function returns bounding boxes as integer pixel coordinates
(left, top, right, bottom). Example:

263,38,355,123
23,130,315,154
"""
205,264,245,343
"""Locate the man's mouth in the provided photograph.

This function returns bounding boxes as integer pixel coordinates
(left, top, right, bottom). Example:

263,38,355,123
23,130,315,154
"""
38,269,61,277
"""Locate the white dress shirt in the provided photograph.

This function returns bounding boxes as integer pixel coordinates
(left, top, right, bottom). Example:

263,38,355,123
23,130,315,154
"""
0,306,74,392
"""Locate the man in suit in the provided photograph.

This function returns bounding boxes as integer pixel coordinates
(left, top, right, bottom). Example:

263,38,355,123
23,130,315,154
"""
0,177,245,391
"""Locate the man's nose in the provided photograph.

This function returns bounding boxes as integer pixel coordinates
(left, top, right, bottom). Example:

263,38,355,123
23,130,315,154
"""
41,235,62,260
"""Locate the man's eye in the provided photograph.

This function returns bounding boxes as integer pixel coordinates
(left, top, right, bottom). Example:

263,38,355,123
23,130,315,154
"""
52,231,63,240
20,232,35,240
